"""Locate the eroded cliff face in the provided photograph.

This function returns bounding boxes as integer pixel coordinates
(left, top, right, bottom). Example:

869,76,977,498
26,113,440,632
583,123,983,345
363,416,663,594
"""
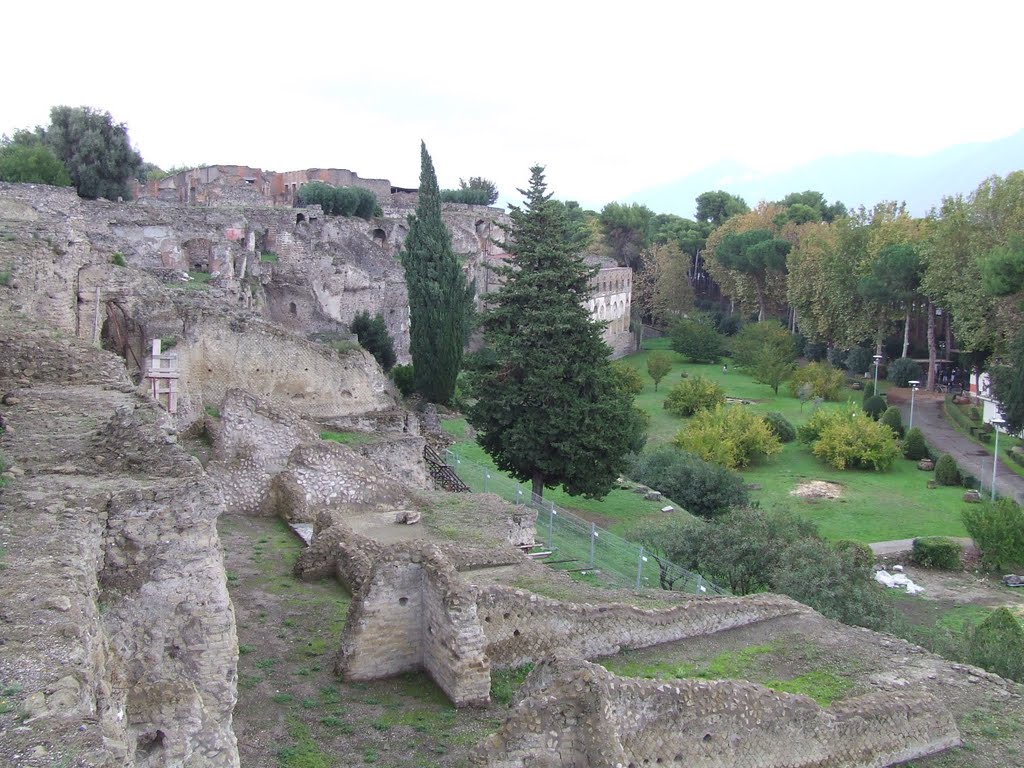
0,318,239,767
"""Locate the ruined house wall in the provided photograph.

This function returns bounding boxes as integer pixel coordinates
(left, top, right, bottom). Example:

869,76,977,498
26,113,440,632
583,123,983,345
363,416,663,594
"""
588,266,635,358
337,546,491,707
472,657,961,768
335,539,808,706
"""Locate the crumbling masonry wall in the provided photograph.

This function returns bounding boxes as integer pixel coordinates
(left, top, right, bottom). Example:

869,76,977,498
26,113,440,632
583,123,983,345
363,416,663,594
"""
338,545,491,707
471,657,961,768
336,541,809,706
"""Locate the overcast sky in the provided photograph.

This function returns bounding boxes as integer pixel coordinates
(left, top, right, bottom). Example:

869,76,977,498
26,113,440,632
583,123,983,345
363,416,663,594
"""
4,1,1022,212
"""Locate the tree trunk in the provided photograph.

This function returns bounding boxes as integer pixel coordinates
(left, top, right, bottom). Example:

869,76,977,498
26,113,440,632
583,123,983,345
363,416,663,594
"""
531,471,544,502
755,278,767,323
927,301,937,391
901,309,911,359
875,316,885,358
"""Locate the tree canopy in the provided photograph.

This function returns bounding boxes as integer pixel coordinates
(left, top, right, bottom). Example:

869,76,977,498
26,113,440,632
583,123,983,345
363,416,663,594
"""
695,190,749,227
399,142,474,404
43,106,143,200
468,165,646,499
440,176,499,205
0,131,71,186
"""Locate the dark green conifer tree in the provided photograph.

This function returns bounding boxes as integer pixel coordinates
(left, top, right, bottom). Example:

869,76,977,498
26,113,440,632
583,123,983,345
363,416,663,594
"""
399,142,474,403
468,166,646,499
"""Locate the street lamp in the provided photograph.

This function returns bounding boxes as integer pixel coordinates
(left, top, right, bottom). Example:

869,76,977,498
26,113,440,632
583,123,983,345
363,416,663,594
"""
991,419,1006,502
908,380,920,430
873,354,883,396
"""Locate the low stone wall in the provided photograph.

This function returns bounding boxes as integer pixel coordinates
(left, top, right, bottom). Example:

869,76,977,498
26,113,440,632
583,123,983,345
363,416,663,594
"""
478,588,809,670
471,657,961,768
335,536,808,707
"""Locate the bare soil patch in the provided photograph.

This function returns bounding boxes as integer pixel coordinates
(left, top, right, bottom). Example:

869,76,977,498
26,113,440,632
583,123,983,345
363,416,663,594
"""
790,480,843,500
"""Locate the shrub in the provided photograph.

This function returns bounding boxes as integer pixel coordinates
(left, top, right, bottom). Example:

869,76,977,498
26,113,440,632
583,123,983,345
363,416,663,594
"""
298,182,377,219
610,361,644,396
715,313,743,336
626,446,748,519
664,375,725,417
350,311,396,372
804,341,828,362
811,408,901,471
111,252,127,267
934,454,961,486
879,406,904,438
902,426,928,460
773,538,895,631
911,537,962,569
833,539,875,569
962,498,1024,571
845,347,873,375
863,395,887,420
669,316,726,363
966,608,1024,683
763,412,796,443
826,347,847,369
673,404,782,469
789,362,845,401
887,357,922,387
390,363,415,397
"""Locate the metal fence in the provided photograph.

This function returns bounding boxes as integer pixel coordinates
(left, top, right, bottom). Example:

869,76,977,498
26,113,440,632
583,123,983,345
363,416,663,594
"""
445,449,728,595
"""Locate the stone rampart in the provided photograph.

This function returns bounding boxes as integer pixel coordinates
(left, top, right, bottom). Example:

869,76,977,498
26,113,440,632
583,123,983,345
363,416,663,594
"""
471,656,961,768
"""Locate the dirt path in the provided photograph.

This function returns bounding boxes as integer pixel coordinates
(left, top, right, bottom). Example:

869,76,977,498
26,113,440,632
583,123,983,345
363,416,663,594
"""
887,389,1024,504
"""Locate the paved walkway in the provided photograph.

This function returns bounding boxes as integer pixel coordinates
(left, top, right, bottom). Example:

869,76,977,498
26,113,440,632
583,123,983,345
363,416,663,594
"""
887,389,1024,505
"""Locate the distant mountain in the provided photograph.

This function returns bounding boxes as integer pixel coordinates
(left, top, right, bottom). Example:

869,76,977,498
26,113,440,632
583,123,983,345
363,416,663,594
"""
626,130,1024,219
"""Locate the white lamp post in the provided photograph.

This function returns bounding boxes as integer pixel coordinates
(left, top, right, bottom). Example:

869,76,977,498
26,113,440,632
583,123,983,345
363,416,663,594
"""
908,380,920,430
991,419,1006,502
873,354,883,396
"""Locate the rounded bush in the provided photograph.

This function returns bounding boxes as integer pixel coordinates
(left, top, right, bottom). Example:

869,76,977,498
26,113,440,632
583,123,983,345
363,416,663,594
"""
845,347,873,375
903,426,928,460
912,537,962,569
627,446,748,518
763,411,796,443
887,357,922,388
664,375,725,417
833,539,875,569
790,362,845,401
863,395,887,420
879,406,905,438
934,454,961,486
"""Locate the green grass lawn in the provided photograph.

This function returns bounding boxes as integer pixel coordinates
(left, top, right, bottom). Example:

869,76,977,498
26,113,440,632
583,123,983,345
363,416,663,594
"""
445,338,971,546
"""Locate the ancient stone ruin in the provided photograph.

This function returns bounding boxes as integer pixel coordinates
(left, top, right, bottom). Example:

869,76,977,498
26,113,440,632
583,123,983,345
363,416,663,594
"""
0,174,995,767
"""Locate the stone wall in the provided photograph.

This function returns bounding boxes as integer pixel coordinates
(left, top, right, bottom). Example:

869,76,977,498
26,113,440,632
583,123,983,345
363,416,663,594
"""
588,266,635,359
0,315,238,767
471,657,961,768
337,544,491,707
334,535,808,707
478,587,807,671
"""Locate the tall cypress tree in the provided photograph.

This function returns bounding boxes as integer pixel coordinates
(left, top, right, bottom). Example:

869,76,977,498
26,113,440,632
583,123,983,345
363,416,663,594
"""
468,166,646,499
400,142,474,404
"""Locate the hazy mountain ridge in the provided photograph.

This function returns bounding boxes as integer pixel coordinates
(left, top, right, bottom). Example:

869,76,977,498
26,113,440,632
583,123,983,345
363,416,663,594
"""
627,130,1024,218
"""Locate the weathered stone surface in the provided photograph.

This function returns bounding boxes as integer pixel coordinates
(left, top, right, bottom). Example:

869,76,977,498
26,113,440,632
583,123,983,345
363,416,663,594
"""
471,657,961,768
0,316,238,767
